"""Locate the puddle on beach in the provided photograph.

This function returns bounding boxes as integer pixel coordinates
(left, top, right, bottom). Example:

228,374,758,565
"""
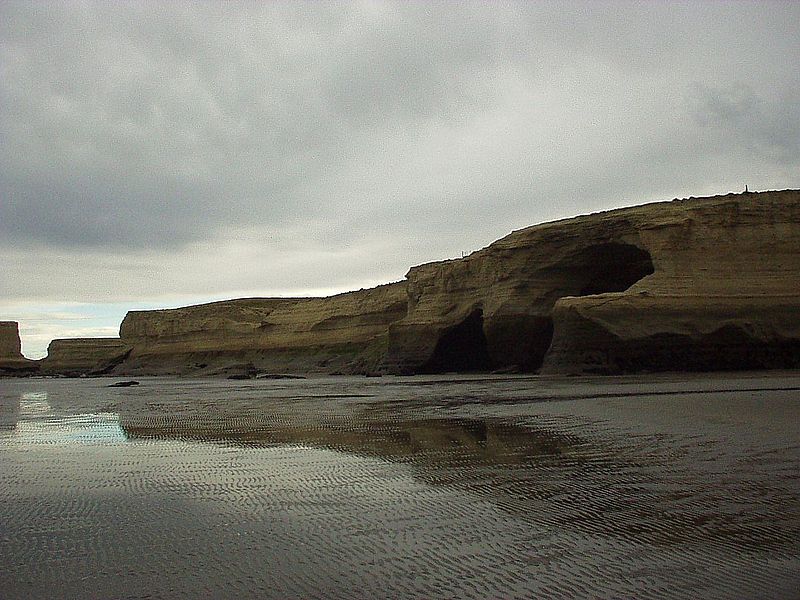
1,374,799,599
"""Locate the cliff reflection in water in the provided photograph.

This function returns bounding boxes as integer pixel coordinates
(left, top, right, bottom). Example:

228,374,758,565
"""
118,396,583,497
112,382,800,559
2,375,799,599
0,397,18,431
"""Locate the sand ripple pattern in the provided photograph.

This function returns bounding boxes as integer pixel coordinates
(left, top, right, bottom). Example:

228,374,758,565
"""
1,373,799,599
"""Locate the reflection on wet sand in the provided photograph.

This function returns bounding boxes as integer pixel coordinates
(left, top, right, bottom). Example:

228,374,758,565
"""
1,375,799,599
0,391,125,444
116,391,800,555
0,396,18,431
120,404,576,464
120,403,588,520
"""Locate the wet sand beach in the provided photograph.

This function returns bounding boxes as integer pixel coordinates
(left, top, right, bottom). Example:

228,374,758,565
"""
1,373,798,599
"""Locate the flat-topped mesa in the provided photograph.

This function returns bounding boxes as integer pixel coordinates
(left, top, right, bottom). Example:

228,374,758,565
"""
40,338,132,377
0,321,38,375
386,189,800,374
117,282,408,376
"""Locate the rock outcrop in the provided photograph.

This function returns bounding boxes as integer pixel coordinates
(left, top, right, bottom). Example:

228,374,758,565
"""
386,189,800,374
116,283,407,376
0,322,37,375
39,338,132,377
0,321,23,362
14,189,799,377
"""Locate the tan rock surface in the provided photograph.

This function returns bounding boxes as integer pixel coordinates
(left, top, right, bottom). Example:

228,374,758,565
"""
543,295,800,374
0,321,37,375
40,338,132,377
387,189,800,373
40,189,799,377
0,321,23,359
117,283,407,375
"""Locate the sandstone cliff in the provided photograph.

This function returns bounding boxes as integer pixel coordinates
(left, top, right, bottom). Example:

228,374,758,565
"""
116,283,407,375
386,189,800,374
39,338,132,377
19,189,800,377
0,321,37,375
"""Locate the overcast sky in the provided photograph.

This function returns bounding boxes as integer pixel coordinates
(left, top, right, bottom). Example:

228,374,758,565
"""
1,1,798,358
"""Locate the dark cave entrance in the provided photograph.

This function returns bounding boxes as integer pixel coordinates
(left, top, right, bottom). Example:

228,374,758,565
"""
486,315,554,373
574,243,654,296
417,243,655,375
421,309,491,373
517,242,654,373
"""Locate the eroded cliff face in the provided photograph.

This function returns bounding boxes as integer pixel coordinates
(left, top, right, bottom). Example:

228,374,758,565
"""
0,322,37,375
387,190,800,374
543,296,800,374
117,283,407,375
40,338,132,376
39,189,798,377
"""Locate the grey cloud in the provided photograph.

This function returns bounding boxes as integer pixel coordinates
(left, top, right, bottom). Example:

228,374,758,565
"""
690,83,800,165
2,2,502,248
1,2,346,247
1,0,799,305
324,4,504,124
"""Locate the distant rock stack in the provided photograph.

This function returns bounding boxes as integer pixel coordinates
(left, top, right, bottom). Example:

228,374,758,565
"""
0,321,22,358
0,321,38,375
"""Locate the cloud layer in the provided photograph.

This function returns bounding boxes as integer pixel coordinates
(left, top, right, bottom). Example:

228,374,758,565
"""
1,1,799,355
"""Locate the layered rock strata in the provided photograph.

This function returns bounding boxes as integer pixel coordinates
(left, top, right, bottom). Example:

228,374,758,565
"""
543,295,800,374
39,338,132,377
386,189,800,374
116,283,407,376
0,321,37,375
17,189,798,377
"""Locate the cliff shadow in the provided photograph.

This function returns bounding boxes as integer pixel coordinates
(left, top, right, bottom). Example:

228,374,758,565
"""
610,325,800,374
573,242,654,295
419,309,491,373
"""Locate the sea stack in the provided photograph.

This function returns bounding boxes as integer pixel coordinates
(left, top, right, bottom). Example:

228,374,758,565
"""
0,322,37,375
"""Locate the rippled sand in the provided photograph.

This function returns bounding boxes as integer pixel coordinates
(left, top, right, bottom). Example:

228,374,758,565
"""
1,373,799,599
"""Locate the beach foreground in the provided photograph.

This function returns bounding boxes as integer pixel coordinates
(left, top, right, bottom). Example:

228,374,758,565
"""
1,373,798,599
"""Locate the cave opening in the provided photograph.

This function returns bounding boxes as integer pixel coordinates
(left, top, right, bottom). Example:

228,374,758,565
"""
486,315,553,373
421,309,491,373
417,243,654,375
515,242,654,373
575,243,654,296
